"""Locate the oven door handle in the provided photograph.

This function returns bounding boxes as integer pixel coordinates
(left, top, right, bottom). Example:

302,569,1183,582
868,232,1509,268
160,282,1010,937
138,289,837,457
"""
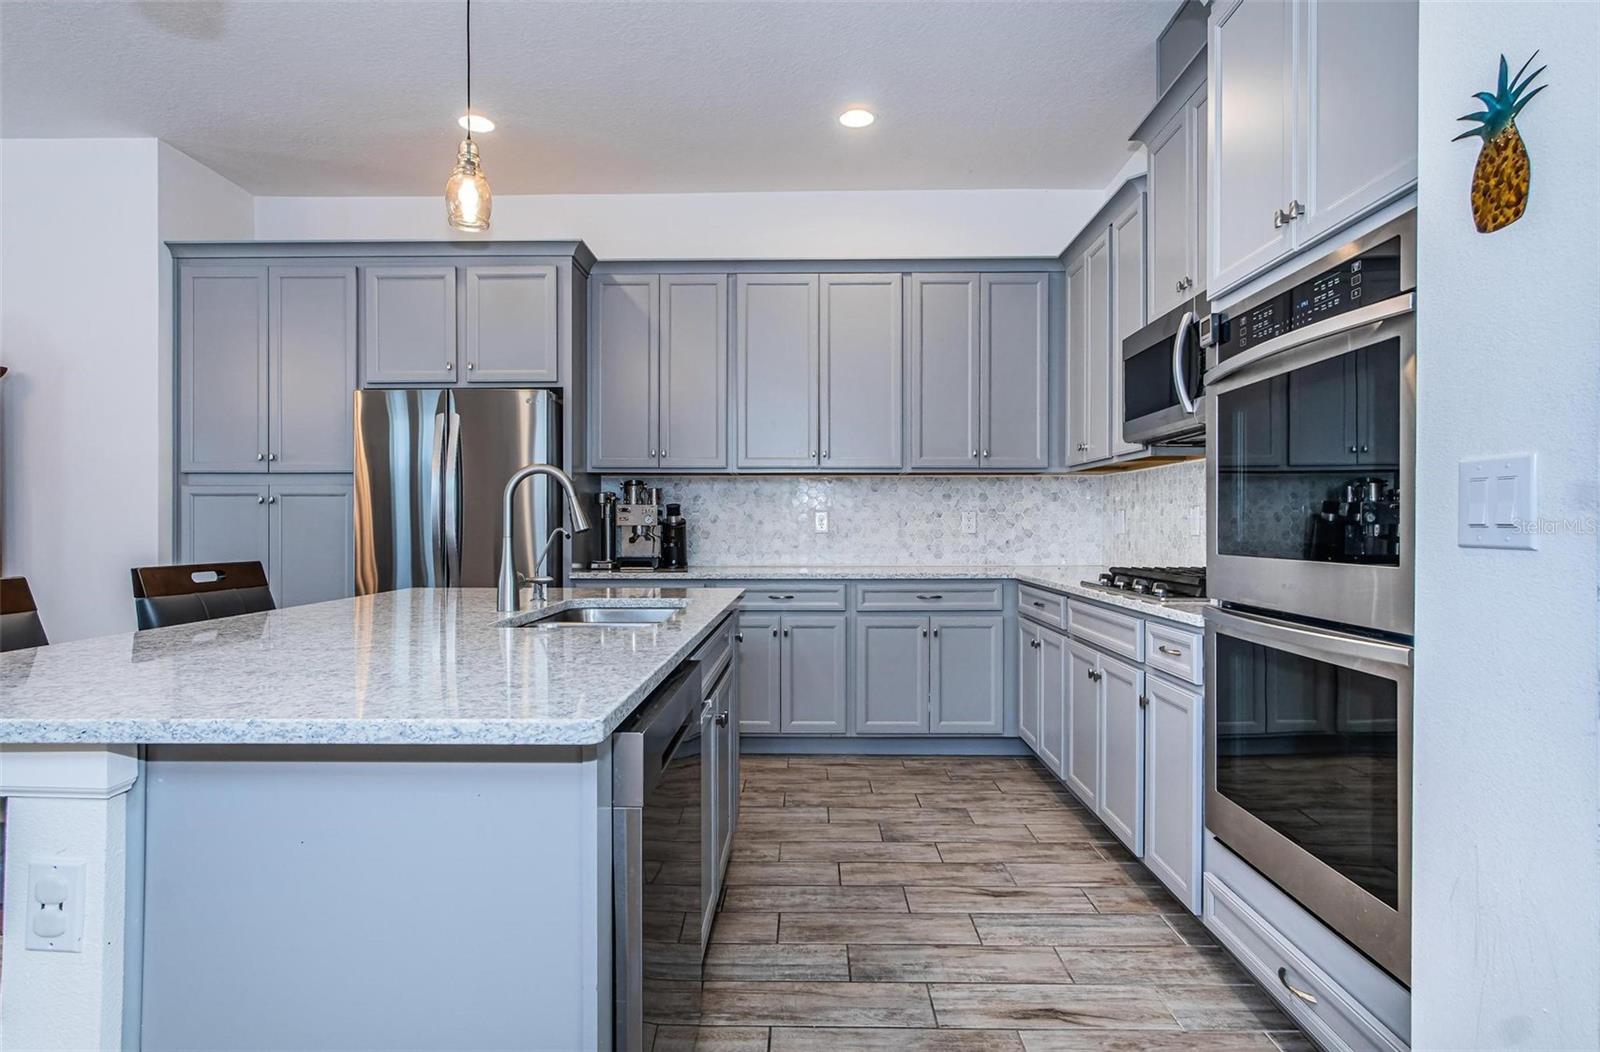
1205,291,1415,390
1172,310,1198,414
1204,606,1413,669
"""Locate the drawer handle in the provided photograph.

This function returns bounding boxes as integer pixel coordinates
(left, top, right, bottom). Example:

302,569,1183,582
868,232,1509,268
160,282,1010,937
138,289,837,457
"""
1158,645,1184,657
1278,968,1319,1006
916,594,944,601
1031,600,1046,608
768,594,796,600
715,712,729,726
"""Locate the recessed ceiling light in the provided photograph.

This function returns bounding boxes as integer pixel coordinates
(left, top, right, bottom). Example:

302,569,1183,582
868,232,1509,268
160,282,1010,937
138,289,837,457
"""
458,112,495,133
838,108,876,129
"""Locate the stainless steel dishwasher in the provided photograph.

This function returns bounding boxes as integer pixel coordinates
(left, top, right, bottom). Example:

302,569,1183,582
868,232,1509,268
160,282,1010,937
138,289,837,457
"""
612,660,706,1051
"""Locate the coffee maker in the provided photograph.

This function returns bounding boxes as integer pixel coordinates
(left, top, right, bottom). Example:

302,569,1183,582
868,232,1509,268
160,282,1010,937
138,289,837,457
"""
613,479,663,570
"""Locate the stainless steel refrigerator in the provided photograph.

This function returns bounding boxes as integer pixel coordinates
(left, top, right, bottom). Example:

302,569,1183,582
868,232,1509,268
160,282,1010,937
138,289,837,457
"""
353,389,563,594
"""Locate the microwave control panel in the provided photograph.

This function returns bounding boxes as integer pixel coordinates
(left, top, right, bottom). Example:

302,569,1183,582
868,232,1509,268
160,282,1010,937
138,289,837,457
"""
1216,237,1405,360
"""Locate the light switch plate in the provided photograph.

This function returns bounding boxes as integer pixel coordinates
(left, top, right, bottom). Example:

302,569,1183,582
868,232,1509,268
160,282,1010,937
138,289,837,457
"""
960,511,978,535
1458,454,1537,549
26,859,86,952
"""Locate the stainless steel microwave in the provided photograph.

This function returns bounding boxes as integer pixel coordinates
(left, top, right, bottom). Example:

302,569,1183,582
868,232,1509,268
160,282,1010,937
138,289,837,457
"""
1122,296,1207,446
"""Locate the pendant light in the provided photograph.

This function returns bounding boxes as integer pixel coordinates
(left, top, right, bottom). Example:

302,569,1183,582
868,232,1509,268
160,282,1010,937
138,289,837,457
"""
445,0,492,231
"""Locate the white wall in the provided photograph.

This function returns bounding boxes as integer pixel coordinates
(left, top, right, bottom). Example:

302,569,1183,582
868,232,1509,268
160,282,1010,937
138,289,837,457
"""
0,139,250,642
253,188,1103,260
1412,4,1600,1048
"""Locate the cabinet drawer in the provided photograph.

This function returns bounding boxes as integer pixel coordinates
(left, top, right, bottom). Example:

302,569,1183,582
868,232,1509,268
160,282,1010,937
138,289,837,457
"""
854,582,1003,612
1146,622,1203,685
738,583,847,611
1067,599,1144,661
691,615,736,689
1204,875,1407,1052
1018,584,1068,629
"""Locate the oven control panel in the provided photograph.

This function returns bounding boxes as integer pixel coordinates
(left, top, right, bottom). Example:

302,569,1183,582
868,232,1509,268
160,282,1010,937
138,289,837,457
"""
1215,236,1405,361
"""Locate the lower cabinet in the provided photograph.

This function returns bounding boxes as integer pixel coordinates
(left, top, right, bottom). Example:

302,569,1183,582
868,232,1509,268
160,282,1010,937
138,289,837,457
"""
857,613,1006,735
1065,639,1102,808
1017,621,1042,750
1144,673,1203,911
1097,650,1146,855
181,477,354,609
1019,618,1068,775
736,613,782,734
706,656,739,886
738,611,847,735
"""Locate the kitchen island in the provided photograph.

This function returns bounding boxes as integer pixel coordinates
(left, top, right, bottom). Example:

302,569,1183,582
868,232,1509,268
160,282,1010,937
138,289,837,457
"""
0,586,742,1051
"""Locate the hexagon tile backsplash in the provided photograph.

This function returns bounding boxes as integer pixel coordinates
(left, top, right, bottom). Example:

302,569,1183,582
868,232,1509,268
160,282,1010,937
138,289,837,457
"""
602,460,1205,568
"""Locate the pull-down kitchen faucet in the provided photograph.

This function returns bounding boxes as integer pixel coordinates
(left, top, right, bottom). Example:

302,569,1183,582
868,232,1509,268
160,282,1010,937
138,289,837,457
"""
497,464,592,612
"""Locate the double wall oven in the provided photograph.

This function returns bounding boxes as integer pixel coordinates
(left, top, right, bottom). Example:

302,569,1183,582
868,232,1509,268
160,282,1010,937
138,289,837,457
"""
1203,211,1415,985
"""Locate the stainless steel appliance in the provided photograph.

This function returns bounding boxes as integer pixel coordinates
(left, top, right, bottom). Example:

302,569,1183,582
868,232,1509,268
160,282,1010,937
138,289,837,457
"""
1082,566,1207,601
660,503,689,571
1122,296,1208,445
353,389,562,594
1205,211,1416,636
614,479,664,571
1204,605,1412,983
612,660,707,1050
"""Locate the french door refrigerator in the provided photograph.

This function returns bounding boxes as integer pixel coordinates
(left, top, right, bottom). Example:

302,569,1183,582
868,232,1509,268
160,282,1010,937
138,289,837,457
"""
353,389,562,594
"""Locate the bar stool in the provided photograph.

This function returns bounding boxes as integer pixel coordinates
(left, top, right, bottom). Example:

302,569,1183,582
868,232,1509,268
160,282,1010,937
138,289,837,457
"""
0,575,49,652
130,561,276,630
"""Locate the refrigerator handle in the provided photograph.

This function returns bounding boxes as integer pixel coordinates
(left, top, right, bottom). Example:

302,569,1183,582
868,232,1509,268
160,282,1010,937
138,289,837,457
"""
429,411,448,587
443,410,463,585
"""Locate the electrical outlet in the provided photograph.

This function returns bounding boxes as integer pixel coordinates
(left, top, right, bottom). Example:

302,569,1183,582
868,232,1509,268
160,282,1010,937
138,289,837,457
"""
1114,509,1127,535
814,511,829,533
960,510,978,534
1189,506,1204,537
26,859,86,953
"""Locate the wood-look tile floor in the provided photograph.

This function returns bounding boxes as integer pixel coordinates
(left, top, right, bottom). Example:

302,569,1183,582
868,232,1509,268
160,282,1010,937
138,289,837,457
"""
650,754,1313,1052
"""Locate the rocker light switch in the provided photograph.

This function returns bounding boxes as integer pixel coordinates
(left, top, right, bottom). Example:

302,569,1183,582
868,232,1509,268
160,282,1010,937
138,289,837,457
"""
1458,454,1537,550
27,859,86,952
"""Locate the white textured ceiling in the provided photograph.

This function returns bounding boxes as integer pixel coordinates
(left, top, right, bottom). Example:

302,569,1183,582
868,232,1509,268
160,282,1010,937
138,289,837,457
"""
0,0,1170,196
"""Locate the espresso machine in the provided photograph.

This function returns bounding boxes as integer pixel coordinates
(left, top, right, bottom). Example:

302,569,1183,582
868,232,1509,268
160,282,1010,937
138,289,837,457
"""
1311,477,1401,564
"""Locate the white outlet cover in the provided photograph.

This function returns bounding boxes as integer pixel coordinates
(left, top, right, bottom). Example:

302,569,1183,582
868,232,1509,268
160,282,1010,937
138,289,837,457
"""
1458,454,1537,550
814,511,828,533
27,859,86,952
961,511,978,534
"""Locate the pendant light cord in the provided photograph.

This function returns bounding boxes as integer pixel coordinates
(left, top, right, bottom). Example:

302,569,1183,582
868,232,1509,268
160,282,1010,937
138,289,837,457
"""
465,0,473,141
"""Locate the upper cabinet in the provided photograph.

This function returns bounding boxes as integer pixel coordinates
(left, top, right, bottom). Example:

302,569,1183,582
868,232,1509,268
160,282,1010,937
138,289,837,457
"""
1068,231,1114,466
978,273,1050,471
270,266,357,472
820,274,904,470
735,274,821,469
463,265,559,383
1208,0,1418,298
362,266,458,385
660,275,730,469
908,274,982,470
1144,82,1208,317
1109,199,1147,459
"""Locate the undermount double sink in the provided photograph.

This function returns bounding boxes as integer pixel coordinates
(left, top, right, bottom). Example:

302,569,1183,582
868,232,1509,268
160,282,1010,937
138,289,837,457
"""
512,602,685,627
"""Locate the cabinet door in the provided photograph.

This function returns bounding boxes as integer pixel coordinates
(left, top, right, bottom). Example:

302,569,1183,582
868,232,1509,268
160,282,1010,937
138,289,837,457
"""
736,612,782,734
268,479,355,608
1065,254,1092,467
1145,674,1204,912
269,266,356,473
1147,109,1192,320
180,265,268,473
930,615,1005,735
980,273,1049,470
1096,652,1145,855
1357,339,1401,468
1209,0,1295,295
781,614,847,734
1110,200,1147,458
463,265,559,383
362,267,458,384
821,274,903,470
181,482,270,568
588,275,659,470
736,274,818,468
908,274,982,470
1037,627,1069,776
1191,90,1209,298
854,615,930,734
1286,352,1358,467
1018,622,1041,752
1295,0,1418,245
660,275,729,470
710,668,736,879
1065,639,1102,808
1082,233,1114,464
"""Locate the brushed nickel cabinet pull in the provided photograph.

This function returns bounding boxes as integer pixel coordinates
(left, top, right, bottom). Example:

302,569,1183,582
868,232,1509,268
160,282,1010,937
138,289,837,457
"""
1158,645,1184,657
1278,968,1319,1005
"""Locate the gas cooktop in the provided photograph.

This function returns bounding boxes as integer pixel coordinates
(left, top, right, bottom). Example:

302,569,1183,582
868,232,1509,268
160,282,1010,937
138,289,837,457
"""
1080,566,1207,602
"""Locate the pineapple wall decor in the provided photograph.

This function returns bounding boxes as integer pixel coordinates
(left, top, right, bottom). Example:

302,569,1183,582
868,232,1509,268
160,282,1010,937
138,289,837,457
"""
1454,51,1546,233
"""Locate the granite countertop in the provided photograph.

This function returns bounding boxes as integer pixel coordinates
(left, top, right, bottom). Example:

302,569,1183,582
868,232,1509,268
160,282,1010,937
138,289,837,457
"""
0,587,743,747
571,564,1210,627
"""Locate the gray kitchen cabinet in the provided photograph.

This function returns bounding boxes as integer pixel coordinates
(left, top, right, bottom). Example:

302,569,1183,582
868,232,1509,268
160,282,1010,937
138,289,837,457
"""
1144,673,1204,912
1068,232,1112,466
362,266,459,384
1038,625,1068,776
1146,84,1208,319
269,266,357,473
1096,650,1146,855
463,265,559,384
736,612,782,734
660,275,729,470
1065,254,1091,467
180,265,269,473
268,479,355,608
855,615,931,734
1208,0,1296,296
780,614,848,734
1287,352,1358,468
180,481,271,569
1110,197,1147,458
979,273,1050,470
716,652,740,877
736,274,819,468
930,614,1005,734
908,274,982,469
1065,638,1102,809
588,274,659,470
1018,620,1042,752
820,274,903,470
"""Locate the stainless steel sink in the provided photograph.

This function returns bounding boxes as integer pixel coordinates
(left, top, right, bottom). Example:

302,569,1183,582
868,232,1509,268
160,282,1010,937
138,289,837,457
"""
519,605,682,626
